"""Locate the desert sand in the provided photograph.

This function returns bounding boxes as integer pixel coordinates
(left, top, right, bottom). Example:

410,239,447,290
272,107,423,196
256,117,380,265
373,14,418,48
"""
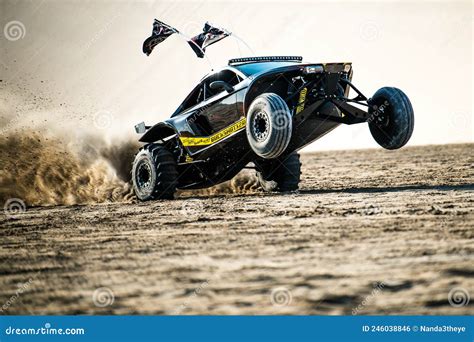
0,143,473,315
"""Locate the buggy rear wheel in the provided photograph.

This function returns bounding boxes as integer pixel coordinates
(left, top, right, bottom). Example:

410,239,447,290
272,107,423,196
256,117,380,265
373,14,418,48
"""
132,144,178,201
255,152,301,192
368,87,414,150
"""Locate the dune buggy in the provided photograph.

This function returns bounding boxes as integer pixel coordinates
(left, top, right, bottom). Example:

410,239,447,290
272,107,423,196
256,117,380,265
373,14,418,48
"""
132,56,414,200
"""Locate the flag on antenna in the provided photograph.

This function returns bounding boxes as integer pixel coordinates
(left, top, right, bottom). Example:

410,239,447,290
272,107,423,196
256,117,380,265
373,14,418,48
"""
187,22,231,58
142,19,178,56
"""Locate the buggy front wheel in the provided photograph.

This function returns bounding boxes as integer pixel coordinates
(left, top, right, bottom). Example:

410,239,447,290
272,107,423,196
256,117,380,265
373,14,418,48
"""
246,93,293,159
368,87,414,150
132,144,178,201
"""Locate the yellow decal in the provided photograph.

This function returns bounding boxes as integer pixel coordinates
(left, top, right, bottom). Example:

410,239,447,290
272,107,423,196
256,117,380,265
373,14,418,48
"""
180,117,247,147
185,155,193,163
296,87,307,114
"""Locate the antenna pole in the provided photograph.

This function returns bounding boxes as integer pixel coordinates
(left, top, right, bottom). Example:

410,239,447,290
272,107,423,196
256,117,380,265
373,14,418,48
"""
176,32,214,70
230,33,255,56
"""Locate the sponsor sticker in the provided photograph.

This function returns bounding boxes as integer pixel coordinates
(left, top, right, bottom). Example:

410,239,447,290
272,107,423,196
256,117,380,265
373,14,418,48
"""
296,88,307,114
180,117,246,147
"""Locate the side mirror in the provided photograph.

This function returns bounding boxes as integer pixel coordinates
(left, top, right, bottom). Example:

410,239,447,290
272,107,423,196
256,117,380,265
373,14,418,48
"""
134,122,149,134
210,81,234,93
135,121,146,134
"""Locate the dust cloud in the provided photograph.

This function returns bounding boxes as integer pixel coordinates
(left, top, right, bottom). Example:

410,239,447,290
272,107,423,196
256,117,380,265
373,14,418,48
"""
0,131,137,206
0,116,258,207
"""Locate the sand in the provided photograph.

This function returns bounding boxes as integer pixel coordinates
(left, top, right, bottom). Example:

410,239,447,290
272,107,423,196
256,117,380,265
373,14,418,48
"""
0,143,473,315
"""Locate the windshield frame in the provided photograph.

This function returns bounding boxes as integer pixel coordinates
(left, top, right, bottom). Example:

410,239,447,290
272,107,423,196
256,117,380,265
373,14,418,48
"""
171,66,247,117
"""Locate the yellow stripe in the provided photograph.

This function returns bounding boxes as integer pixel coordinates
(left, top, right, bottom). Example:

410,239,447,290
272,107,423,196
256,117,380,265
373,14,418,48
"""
296,87,307,114
180,117,247,147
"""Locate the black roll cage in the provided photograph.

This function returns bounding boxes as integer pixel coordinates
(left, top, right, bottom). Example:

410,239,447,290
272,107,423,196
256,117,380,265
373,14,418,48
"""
280,72,371,125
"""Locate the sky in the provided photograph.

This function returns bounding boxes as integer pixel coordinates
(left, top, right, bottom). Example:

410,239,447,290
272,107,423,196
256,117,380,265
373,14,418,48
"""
0,0,472,151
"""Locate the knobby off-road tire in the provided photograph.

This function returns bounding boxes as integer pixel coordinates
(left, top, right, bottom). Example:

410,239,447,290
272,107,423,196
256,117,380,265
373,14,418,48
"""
255,152,301,192
132,144,178,201
246,93,293,159
368,87,414,150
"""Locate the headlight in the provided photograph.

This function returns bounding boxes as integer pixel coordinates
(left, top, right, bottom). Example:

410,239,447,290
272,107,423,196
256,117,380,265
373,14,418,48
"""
303,65,323,74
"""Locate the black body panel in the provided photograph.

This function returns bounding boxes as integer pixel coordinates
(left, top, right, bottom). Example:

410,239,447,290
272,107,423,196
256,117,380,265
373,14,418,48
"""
137,58,369,190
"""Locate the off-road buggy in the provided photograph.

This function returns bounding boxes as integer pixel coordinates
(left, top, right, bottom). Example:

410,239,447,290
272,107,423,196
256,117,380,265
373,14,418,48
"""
132,56,414,200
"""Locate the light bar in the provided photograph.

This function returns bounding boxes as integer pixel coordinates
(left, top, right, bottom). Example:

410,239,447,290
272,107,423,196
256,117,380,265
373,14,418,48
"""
229,56,303,65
